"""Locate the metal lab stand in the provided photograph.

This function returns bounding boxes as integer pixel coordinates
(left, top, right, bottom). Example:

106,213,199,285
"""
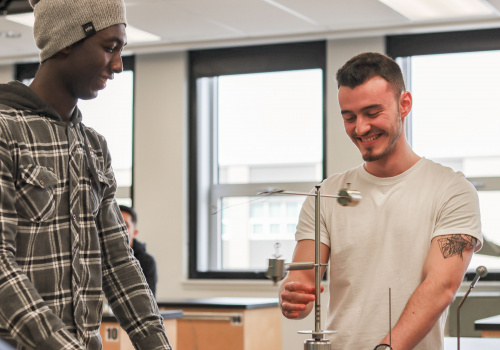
266,185,361,350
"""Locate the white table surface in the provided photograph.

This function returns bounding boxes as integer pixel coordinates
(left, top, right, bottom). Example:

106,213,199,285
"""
444,337,500,350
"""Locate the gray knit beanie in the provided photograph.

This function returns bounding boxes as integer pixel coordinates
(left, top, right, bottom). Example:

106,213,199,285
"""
29,0,127,62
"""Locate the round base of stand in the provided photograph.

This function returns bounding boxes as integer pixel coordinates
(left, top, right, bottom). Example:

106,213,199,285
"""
304,338,331,350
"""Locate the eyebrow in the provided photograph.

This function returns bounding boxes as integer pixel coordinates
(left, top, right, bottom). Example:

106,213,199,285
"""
341,104,382,115
103,36,127,47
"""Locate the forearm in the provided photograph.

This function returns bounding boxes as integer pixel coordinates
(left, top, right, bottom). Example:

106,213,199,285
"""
101,234,168,345
379,277,457,349
378,231,477,350
99,200,168,346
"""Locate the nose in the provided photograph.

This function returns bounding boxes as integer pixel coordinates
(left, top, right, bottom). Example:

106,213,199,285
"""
111,53,124,74
355,116,371,136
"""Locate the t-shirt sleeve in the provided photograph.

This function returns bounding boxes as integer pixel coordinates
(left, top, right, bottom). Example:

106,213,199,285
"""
432,174,483,251
295,188,331,247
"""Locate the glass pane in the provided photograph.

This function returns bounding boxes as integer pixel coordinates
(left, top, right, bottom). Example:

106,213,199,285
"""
479,191,500,246
470,191,500,270
217,69,323,184
220,196,303,270
411,51,500,177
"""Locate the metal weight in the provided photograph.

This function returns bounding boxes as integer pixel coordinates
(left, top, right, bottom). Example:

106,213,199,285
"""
337,184,361,206
266,257,286,284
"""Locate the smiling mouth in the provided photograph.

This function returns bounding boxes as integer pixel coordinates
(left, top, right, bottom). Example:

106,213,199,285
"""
96,76,109,90
359,134,380,142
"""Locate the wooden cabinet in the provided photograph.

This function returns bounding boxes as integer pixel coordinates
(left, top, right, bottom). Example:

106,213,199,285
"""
158,297,282,350
100,310,182,349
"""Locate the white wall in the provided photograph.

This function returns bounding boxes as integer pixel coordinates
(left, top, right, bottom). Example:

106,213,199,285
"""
326,37,385,175
0,35,385,349
0,65,13,83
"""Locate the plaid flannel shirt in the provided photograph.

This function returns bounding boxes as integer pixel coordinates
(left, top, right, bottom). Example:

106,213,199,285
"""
0,82,171,350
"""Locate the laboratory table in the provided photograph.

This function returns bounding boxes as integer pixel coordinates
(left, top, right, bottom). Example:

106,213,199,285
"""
157,297,281,350
445,336,500,349
474,315,500,338
100,310,182,350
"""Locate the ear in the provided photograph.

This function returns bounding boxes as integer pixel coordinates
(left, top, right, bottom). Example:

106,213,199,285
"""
131,228,139,240
399,91,412,119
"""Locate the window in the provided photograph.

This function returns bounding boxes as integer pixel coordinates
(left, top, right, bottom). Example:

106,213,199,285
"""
189,41,326,279
388,29,500,281
16,56,135,206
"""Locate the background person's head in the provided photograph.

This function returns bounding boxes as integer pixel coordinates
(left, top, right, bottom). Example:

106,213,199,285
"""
29,0,127,62
336,52,406,100
119,205,138,247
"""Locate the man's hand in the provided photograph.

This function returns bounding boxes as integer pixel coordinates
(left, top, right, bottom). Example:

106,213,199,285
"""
280,281,324,319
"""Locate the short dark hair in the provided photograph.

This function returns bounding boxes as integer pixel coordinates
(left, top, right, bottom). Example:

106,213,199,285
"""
119,205,137,224
336,52,405,98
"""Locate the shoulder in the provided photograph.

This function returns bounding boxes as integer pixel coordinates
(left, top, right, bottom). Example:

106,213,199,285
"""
419,158,476,192
420,158,460,176
80,123,108,147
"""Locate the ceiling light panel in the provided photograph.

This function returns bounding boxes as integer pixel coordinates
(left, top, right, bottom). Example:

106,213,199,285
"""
379,0,496,21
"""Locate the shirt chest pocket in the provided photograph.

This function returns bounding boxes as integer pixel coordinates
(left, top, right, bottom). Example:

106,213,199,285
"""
15,164,59,223
89,169,111,217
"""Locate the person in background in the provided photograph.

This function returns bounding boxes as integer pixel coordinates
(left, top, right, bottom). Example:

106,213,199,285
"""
279,52,482,350
120,205,158,297
0,0,170,348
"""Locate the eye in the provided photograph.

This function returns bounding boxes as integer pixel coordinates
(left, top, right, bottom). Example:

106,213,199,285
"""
366,110,380,117
104,46,116,53
342,114,356,123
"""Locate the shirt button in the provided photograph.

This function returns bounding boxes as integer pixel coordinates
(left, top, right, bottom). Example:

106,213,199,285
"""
73,214,77,220
73,247,78,254
74,285,78,292
39,180,44,186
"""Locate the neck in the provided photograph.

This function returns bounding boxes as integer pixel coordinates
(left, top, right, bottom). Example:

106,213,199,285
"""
29,61,77,123
363,139,421,178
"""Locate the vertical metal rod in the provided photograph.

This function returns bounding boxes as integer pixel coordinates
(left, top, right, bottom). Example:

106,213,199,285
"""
456,288,471,350
314,185,322,338
389,288,392,347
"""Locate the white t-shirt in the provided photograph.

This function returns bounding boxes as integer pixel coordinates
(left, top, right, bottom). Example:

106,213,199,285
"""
295,158,482,350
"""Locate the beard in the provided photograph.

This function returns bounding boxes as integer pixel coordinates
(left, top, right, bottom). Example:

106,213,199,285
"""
360,114,403,162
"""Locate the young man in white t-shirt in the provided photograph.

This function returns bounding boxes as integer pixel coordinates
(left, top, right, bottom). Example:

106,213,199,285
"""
279,52,482,350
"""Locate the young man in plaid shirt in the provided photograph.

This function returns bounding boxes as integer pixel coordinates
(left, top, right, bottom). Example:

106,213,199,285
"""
0,0,171,348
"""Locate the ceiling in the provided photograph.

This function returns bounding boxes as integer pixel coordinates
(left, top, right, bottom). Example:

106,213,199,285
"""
2,0,500,63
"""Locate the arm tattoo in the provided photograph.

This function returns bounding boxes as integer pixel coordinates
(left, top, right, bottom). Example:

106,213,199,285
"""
438,235,477,259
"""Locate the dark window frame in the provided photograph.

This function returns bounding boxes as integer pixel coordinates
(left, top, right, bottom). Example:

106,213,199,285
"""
188,41,327,280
